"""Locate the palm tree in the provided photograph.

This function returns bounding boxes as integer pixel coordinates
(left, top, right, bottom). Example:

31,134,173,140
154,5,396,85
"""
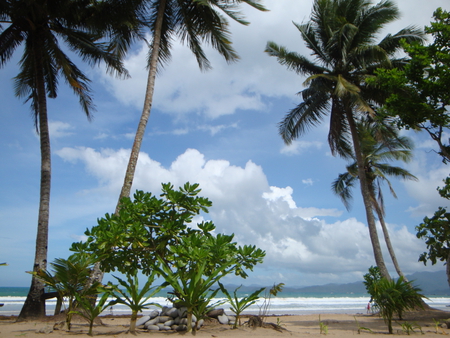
116,0,268,208
332,118,417,279
0,0,129,319
265,0,424,279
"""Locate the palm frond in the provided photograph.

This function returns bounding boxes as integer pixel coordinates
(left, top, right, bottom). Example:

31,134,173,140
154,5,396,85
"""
331,172,356,210
278,90,330,144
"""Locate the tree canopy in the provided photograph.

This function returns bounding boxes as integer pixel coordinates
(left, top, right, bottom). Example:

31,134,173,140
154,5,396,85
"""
372,8,450,162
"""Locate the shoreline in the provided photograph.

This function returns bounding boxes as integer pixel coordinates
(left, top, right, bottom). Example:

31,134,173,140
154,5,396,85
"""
1,308,450,337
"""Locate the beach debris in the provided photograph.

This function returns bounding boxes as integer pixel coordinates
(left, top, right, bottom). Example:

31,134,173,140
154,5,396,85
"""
36,325,53,334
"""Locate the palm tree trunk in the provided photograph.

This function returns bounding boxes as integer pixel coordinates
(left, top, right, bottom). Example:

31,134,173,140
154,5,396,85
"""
115,0,167,210
90,0,168,285
345,110,391,280
18,38,51,319
373,200,406,280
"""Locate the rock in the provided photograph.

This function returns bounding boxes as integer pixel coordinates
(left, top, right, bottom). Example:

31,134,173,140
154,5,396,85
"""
146,324,160,331
161,326,172,331
36,325,53,334
161,306,170,315
180,318,188,325
207,308,224,318
165,307,179,318
196,319,204,329
149,310,160,319
174,317,181,324
136,315,151,327
147,316,160,325
228,315,236,325
158,315,172,323
218,314,229,325
441,323,448,329
175,325,187,331
164,319,175,326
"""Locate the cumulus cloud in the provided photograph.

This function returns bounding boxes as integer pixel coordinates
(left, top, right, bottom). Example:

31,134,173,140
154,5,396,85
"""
56,147,432,286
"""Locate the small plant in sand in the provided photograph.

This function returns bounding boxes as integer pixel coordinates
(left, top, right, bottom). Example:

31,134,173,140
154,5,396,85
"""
219,283,265,328
319,315,329,335
433,318,446,335
109,273,163,334
71,287,114,336
32,254,98,330
396,321,422,335
258,282,284,321
354,316,373,334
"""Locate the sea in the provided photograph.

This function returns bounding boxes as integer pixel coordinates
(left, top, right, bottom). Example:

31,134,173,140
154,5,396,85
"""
1,287,450,317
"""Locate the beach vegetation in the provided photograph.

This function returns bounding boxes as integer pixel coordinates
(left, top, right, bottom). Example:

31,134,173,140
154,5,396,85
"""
396,321,423,335
363,266,382,298
369,8,450,163
416,176,450,288
155,221,265,334
32,255,99,330
258,282,285,322
354,316,373,334
371,277,424,334
72,182,265,334
107,273,163,334
70,286,114,336
218,283,265,328
265,0,424,280
319,315,328,335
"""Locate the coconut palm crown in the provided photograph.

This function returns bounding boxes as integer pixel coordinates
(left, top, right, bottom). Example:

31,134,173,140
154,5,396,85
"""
265,0,424,278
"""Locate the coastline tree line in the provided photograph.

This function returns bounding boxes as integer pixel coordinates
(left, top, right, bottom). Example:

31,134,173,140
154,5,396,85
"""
1,0,450,332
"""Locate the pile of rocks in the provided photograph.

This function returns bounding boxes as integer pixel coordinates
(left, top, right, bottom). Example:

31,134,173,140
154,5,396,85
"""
136,307,237,332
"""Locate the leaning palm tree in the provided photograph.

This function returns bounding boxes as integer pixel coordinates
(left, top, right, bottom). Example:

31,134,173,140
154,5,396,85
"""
116,0,268,208
265,0,424,279
0,0,129,319
332,118,417,279
88,0,268,290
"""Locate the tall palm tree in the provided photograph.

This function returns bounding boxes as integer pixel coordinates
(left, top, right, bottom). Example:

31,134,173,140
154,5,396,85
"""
116,0,268,209
332,118,417,279
0,0,129,319
265,0,424,279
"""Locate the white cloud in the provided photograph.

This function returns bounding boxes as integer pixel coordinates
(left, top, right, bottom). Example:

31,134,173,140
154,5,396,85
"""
302,178,314,186
403,148,450,218
280,140,323,155
55,146,431,285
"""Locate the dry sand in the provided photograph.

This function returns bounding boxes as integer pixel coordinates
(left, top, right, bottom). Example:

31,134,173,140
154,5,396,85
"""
1,309,450,337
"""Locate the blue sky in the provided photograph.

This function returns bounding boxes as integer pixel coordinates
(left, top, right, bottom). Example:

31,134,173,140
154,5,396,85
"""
1,0,449,288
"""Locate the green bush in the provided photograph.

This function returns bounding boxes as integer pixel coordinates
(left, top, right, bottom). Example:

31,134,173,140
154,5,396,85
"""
371,277,425,334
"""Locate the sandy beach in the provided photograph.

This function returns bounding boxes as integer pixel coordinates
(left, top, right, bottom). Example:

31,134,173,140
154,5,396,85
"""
1,309,450,337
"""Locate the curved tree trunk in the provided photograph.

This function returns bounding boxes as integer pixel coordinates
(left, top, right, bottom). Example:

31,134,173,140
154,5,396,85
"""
115,0,167,210
345,110,391,280
373,200,407,280
90,0,168,284
18,39,51,319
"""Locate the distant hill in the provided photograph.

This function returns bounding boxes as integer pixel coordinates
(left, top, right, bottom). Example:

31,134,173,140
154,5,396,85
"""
288,270,450,296
227,270,450,296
